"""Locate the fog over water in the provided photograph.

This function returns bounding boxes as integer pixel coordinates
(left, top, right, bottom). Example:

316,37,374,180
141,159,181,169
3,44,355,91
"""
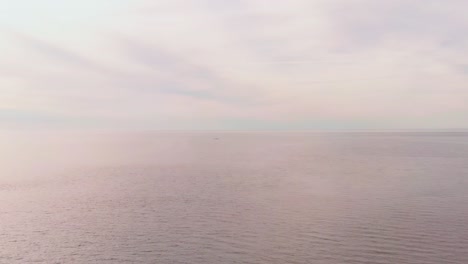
1,132,468,263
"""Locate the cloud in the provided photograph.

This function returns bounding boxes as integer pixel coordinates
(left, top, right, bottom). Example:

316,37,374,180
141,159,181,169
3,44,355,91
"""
326,0,468,52
1,0,467,130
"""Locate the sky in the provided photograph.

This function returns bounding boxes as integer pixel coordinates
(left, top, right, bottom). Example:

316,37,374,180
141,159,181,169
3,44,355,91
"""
0,0,467,130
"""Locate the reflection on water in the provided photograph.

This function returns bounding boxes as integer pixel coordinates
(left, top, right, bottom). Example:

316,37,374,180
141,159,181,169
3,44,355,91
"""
1,132,468,263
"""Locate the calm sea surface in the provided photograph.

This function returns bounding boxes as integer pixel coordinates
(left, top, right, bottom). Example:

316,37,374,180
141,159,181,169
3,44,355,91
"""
1,132,468,263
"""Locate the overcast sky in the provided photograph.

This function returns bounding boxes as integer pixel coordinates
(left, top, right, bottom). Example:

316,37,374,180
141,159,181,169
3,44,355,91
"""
1,0,467,130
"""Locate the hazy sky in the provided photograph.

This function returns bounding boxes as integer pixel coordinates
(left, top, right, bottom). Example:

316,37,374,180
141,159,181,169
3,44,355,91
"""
1,0,467,130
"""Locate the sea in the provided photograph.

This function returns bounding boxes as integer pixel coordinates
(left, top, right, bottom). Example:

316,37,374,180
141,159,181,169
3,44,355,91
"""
1,131,467,263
